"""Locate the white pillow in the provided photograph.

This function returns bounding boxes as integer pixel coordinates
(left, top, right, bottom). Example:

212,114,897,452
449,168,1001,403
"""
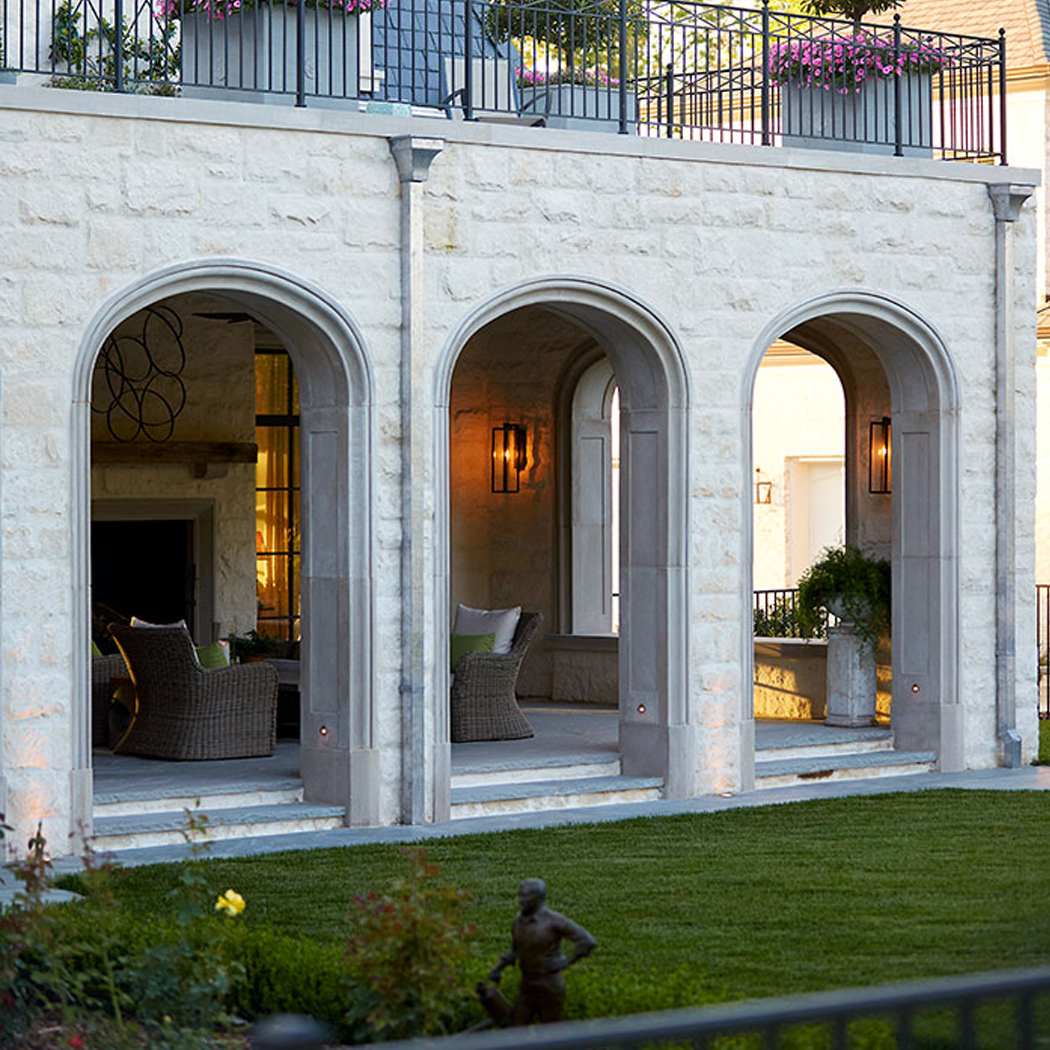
130,616,188,629
453,604,521,655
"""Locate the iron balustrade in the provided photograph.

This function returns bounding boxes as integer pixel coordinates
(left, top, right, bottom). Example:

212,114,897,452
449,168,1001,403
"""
250,966,1050,1050
0,0,1006,161
753,585,833,638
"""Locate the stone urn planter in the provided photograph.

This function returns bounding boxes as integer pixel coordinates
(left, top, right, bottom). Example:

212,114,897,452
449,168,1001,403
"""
796,546,890,728
180,4,361,104
824,615,877,727
519,83,638,133
780,70,933,157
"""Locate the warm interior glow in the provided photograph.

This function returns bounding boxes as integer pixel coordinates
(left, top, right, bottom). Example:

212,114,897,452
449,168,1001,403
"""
255,350,301,640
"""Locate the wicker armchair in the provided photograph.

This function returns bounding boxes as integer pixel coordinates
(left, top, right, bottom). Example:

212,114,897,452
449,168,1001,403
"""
91,652,127,748
109,624,278,760
450,612,541,743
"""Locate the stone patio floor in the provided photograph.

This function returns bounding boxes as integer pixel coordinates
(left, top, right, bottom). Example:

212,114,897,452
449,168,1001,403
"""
6,703,1049,888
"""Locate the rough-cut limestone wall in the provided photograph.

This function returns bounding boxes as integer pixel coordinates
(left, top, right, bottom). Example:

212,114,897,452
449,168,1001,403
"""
0,98,406,848
0,92,1038,849
421,135,1037,782
90,299,258,638
1014,204,1041,763
449,307,592,697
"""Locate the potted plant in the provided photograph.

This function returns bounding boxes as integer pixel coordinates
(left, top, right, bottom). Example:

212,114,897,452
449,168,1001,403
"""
771,0,946,156
227,629,299,662
171,0,384,104
797,545,890,653
797,545,890,727
489,0,643,132
517,65,638,131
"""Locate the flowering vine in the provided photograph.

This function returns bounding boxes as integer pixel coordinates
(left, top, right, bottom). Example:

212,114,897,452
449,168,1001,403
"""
517,65,620,88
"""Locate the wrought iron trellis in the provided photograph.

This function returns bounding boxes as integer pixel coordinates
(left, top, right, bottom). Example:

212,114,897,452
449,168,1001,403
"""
92,304,188,443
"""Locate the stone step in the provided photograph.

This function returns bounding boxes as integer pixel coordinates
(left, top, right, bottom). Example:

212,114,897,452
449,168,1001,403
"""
755,749,937,789
451,774,663,819
757,734,894,762
452,753,621,789
92,802,346,851
94,779,304,818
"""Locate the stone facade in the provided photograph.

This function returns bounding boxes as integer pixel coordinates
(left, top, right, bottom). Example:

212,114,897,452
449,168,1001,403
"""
0,84,1039,855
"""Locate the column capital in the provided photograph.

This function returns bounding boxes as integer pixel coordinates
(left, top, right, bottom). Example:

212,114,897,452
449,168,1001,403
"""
389,136,445,184
987,183,1036,223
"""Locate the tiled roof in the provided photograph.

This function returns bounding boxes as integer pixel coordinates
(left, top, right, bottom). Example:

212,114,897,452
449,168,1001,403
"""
885,0,1050,69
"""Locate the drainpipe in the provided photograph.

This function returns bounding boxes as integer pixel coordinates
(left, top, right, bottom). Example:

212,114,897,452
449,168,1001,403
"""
988,183,1035,767
389,136,445,823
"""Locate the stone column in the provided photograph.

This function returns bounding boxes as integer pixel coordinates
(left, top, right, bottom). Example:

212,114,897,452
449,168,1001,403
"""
825,622,876,727
988,183,1036,767
389,136,447,824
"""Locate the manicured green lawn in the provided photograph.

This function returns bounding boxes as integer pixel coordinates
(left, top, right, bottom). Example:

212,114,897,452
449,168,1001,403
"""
80,790,1050,1002
1039,718,1050,763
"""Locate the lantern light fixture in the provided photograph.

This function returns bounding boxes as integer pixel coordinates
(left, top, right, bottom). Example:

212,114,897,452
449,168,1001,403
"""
754,467,772,505
868,416,892,494
491,423,527,493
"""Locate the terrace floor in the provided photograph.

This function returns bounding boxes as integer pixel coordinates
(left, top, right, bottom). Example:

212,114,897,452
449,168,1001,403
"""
91,703,896,802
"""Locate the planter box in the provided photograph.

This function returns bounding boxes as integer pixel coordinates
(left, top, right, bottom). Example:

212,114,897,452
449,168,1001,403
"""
519,84,637,133
181,6,360,105
780,71,932,157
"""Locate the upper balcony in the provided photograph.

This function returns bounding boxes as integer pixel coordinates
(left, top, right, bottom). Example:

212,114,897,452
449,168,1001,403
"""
0,0,1007,162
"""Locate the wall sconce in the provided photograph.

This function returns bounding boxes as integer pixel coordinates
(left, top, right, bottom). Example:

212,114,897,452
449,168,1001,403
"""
869,416,891,494
492,423,527,493
754,468,772,505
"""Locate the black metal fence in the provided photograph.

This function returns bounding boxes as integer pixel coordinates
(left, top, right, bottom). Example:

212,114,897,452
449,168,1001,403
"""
0,0,1006,160
288,966,1050,1050
753,586,833,639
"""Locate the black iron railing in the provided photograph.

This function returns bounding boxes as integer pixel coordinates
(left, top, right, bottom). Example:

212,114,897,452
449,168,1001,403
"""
1039,583,1050,718
1,0,1006,160
753,586,833,639
253,967,1050,1050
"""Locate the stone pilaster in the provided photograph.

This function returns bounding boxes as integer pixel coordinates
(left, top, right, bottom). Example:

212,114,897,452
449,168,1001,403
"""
389,136,447,823
988,183,1036,767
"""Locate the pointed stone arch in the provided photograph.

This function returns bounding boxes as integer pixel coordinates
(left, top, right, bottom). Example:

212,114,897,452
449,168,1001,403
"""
71,259,377,836
743,290,961,782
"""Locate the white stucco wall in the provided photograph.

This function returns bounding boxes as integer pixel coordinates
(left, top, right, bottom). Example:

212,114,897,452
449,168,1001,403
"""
0,86,1038,853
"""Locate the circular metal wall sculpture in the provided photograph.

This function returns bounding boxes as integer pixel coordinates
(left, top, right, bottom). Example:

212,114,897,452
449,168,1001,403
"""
92,305,188,442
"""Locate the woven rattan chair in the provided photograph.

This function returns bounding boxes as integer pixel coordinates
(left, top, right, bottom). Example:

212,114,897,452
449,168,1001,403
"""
450,612,541,743
109,624,278,760
91,652,127,748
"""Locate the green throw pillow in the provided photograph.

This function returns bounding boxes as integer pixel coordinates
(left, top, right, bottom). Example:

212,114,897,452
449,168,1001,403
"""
451,632,495,672
196,641,230,669
90,638,103,658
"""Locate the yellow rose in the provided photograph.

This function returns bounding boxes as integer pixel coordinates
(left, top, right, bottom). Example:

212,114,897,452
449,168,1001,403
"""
215,888,245,916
